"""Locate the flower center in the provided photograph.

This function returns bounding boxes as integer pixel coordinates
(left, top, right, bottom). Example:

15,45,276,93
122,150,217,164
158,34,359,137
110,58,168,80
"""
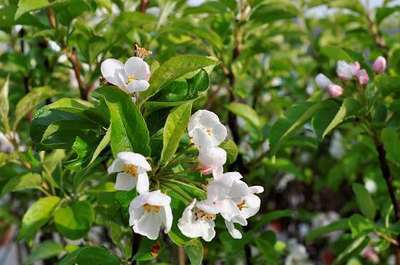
206,128,213,136
194,208,216,221
143,204,161,213
237,200,247,211
127,75,136,83
123,164,138,177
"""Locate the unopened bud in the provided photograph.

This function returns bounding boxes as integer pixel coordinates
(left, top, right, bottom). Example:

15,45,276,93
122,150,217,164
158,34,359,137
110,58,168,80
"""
356,69,369,86
373,56,386,74
327,84,343,97
336,61,354,80
315,73,332,90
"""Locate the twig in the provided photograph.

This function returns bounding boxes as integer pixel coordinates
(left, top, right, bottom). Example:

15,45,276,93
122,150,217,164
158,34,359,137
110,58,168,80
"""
178,246,186,265
140,0,149,13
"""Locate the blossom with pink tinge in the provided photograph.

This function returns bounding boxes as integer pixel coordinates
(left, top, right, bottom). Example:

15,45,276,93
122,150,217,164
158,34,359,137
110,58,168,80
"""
327,84,343,97
356,69,369,86
373,56,386,74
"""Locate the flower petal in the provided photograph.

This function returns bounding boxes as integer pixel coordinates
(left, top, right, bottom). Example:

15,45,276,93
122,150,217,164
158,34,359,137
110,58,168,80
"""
101,58,127,88
136,172,150,194
249,185,264,194
124,57,151,81
162,205,173,233
115,172,137,191
117,152,151,171
107,158,124,174
240,194,261,219
133,212,162,240
225,220,242,239
145,190,171,206
127,80,150,93
129,203,144,226
198,147,227,169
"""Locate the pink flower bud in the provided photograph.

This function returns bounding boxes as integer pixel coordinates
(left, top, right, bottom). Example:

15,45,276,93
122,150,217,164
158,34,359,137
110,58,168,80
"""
373,56,386,74
315,73,332,90
327,84,343,97
351,62,361,75
336,61,354,80
356,69,369,86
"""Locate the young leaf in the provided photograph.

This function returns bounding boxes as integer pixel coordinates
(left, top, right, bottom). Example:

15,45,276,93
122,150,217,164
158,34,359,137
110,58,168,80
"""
139,55,218,104
15,0,52,19
381,127,400,166
226,102,262,129
251,0,298,24
13,86,57,130
25,241,63,264
352,183,376,220
59,246,120,265
160,102,192,165
220,139,238,164
312,100,340,140
320,46,353,61
333,236,369,265
184,239,203,265
1,173,42,195
18,196,61,240
95,86,151,156
89,126,111,165
305,219,349,243
0,76,9,128
54,201,94,240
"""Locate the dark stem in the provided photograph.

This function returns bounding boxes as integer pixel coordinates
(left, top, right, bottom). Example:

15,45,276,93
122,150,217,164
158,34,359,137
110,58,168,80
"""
140,0,149,13
130,232,141,264
178,246,186,265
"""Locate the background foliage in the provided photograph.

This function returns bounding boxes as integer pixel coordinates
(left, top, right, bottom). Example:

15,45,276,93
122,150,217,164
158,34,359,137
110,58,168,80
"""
1,0,400,264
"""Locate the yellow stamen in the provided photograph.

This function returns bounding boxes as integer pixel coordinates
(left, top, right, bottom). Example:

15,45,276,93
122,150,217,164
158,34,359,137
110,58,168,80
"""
194,208,216,221
127,75,136,83
143,204,161,213
123,164,138,177
206,128,213,136
237,200,247,211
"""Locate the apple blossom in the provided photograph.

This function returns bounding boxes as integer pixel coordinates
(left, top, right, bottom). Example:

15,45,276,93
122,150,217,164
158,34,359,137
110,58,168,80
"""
178,199,218,241
101,56,150,94
327,84,343,97
188,110,227,149
373,56,386,74
336,60,360,80
314,73,332,90
129,190,172,240
198,146,227,175
0,131,14,153
355,69,369,86
108,151,151,193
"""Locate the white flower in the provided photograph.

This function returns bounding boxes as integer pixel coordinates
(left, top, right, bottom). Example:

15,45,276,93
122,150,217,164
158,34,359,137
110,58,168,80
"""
315,73,332,90
207,172,263,239
178,199,218,242
198,146,227,175
336,60,355,80
129,190,172,240
101,56,151,94
0,131,14,153
188,110,227,149
285,239,312,265
108,151,151,194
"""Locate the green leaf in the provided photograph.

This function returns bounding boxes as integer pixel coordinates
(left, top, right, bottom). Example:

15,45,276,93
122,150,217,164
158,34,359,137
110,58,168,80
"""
2,173,42,195
160,103,192,165
95,87,150,156
54,201,94,240
312,100,340,140
184,239,203,265
220,139,238,164
0,76,9,128
381,127,400,166
226,102,262,129
376,6,400,25
333,236,369,265
25,241,63,264
14,86,57,130
319,98,361,139
253,209,293,231
349,214,375,237
18,196,60,240
320,46,353,61
270,101,322,154
139,55,218,104
352,183,376,220
15,0,53,19
59,246,120,265
89,126,111,164
251,0,298,24
306,219,349,243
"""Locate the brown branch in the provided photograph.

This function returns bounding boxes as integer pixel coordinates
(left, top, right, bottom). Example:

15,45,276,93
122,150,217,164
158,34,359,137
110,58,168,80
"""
366,13,388,57
178,246,186,265
140,0,149,13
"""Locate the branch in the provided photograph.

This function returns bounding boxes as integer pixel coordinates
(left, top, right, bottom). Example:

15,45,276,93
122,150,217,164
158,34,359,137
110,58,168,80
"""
140,0,149,13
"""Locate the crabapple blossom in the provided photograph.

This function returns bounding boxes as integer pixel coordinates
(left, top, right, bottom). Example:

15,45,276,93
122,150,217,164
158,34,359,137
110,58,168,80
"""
198,146,227,175
129,190,172,240
315,73,332,90
373,56,386,74
355,69,369,86
108,151,151,193
178,199,218,241
327,84,343,98
188,110,227,149
336,61,359,80
101,56,150,94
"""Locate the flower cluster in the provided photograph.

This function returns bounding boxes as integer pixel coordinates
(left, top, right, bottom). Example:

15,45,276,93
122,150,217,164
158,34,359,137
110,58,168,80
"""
178,110,263,241
315,56,387,97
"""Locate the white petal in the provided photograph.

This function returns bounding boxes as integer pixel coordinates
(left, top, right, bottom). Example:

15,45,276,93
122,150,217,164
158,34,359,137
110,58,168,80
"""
130,193,148,209
133,212,162,240
129,202,144,226
225,220,242,239
117,152,151,171
136,172,149,194
101,59,127,88
145,190,171,206
126,80,150,93
115,172,137,191
249,185,264,194
124,57,151,81
210,123,227,145
315,73,332,90
191,128,213,149
162,204,173,233
198,147,226,169
107,158,124,174
196,200,219,214
188,110,221,135
241,194,261,219
218,199,241,222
